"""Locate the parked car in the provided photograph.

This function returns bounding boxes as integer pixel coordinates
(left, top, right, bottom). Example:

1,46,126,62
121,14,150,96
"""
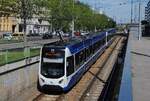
74,32,81,36
42,32,53,39
56,31,64,36
81,31,89,36
27,33,41,37
52,31,56,36
12,32,24,40
3,33,13,40
63,32,72,37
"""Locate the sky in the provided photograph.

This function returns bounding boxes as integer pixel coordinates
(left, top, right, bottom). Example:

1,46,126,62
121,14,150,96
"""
79,0,148,23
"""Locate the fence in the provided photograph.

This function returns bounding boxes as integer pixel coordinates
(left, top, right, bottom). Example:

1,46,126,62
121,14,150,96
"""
0,46,41,67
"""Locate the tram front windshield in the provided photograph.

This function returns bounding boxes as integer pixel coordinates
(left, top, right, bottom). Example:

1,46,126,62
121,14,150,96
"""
41,48,65,78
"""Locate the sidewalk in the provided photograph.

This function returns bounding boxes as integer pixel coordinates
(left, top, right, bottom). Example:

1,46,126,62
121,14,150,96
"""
131,27,150,101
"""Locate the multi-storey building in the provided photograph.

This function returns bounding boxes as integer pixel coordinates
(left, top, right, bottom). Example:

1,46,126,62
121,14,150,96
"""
0,6,51,37
145,7,148,20
15,17,50,35
145,1,150,22
0,16,50,36
0,16,17,35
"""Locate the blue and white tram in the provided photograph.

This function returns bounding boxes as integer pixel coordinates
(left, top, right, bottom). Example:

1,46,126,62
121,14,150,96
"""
37,29,116,92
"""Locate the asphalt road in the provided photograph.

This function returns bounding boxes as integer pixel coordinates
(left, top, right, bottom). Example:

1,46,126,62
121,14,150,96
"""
0,38,59,50
27,36,43,41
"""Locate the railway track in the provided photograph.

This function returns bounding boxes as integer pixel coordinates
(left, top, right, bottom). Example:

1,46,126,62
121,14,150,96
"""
81,37,125,101
33,93,64,101
32,36,125,101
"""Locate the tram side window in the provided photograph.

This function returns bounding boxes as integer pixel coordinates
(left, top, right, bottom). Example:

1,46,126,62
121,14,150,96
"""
93,42,99,52
102,37,105,45
107,35,110,41
93,43,97,52
98,40,102,48
67,56,74,76
96,42,99,49
107,35,111,41
86,48,91,59
90,46,93,54
75,50,85,69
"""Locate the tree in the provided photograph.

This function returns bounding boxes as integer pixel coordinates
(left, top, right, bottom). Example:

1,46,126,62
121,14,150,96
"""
0,0,18,16
0,0,116,32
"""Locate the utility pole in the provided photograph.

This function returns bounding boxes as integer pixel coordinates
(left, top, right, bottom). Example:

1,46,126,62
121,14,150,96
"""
131,0,133,23
21,0,27,44
134,4,137,23
72,0,75,37
21,0,30,61
94,1,97,32
138,0,141,40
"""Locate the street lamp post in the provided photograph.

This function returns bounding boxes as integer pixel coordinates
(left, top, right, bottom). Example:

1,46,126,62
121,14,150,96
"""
131,0,133,23
21,0,30,62
138,0,141,40
72,0,75,37
22,0,27,44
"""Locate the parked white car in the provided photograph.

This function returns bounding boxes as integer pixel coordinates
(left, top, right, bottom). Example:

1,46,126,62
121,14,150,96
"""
52,31,56,36
81,31,89,36
3,33,13,40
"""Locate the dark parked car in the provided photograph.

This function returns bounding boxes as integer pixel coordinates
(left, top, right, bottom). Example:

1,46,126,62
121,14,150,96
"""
42,32,53,39
27,33,41,37
74,32,81,36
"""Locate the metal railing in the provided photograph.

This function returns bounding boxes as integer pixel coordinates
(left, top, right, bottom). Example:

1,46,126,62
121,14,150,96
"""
0,37,60,75
0,45,41,66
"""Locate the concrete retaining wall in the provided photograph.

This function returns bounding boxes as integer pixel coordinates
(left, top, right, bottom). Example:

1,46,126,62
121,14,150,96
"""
0,56,39,74
0,63,39,101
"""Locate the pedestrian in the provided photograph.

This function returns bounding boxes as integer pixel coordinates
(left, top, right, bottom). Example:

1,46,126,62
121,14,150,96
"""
124,28,128,34
127,28,130,34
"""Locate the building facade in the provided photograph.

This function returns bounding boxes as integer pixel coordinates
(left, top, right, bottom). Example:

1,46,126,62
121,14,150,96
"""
145,1,150,22
145,7,148,21
15,18,50,35
0,16,50,36
0,16,17,35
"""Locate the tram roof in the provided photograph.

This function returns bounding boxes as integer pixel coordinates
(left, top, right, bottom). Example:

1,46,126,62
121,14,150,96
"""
43,28,116,53
44,31,104,46
44,36,85,47
43,31,106,53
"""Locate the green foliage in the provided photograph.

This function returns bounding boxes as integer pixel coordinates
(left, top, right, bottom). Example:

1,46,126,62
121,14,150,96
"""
0,0,18,16
0,0,42,18
0,0,116,31
44,0,116,31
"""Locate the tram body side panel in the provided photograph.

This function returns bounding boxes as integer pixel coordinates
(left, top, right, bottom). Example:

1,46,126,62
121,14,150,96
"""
64,36,108,91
